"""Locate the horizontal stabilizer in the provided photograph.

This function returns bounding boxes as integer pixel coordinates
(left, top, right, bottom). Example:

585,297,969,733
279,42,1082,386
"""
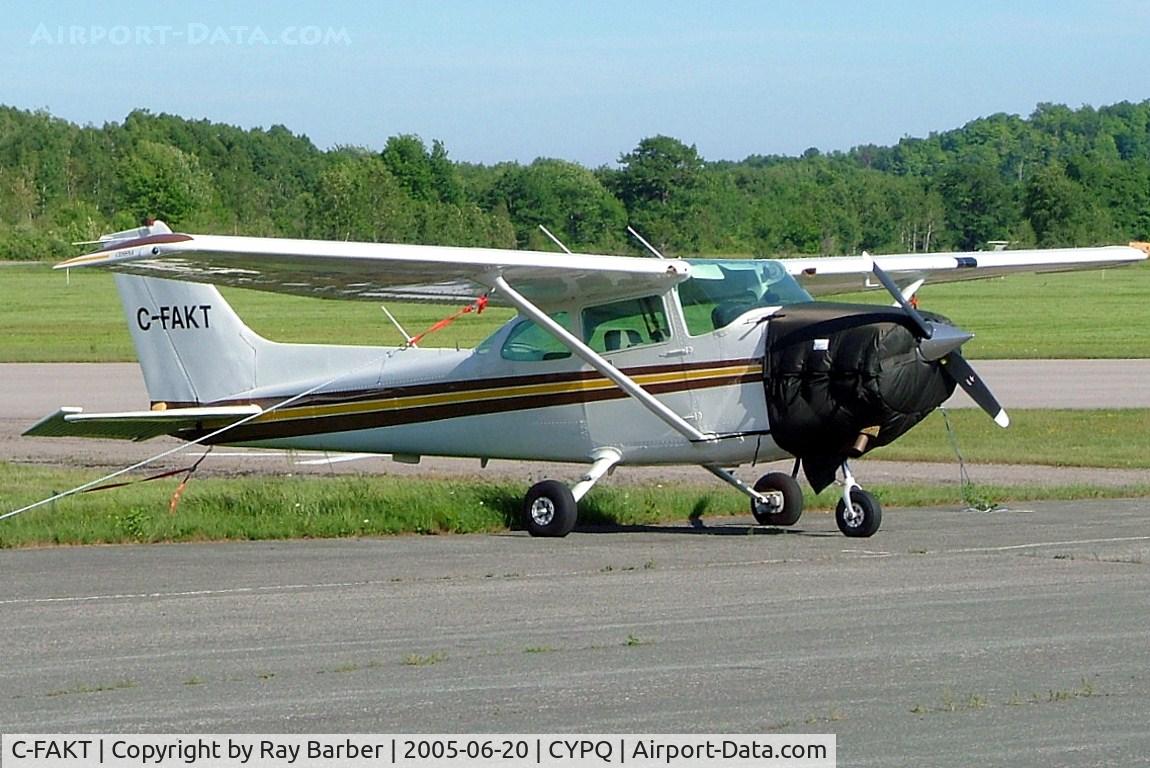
23,405,263,442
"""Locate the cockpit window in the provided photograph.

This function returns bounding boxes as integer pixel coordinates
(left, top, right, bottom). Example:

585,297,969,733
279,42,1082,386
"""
679,259,812,335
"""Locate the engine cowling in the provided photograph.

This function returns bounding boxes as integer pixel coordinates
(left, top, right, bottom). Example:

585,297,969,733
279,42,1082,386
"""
763,302,957,492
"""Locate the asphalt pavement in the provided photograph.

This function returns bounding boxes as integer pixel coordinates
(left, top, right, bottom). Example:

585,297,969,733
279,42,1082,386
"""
3,363,1150,765
2,499,1149,766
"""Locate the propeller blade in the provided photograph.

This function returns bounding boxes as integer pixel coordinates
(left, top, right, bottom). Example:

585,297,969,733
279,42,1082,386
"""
941,352,1010,428
868,256,933,339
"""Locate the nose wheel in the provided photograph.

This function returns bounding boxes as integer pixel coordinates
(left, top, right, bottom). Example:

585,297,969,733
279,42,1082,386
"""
835,462,882,537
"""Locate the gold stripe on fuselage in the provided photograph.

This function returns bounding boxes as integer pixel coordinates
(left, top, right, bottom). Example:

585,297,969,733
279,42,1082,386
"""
253,362,762,424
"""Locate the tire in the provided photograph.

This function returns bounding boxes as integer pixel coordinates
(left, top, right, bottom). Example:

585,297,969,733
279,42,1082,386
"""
523,480,578,537
751,472,804,526
835,488,882,537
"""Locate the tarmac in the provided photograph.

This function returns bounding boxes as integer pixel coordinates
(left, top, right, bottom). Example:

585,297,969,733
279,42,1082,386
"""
2,500,1149,766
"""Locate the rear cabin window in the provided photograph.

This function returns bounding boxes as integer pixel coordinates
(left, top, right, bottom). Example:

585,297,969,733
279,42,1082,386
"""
581,296,670,353
499,312,573,361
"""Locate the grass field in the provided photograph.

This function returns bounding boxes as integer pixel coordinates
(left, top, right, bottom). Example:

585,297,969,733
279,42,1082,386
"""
0,263,514,361
2,407,1148,547
870,408,1150,469
2,460,1146,548
2,258,1149,361
838,258,1150,358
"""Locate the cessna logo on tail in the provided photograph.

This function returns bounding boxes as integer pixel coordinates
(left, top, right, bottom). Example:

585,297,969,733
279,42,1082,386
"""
136,305,212,331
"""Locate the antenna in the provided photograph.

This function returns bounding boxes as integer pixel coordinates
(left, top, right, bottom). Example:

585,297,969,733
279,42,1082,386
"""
627,226,666,259
538,225,573,254
380,304,415,346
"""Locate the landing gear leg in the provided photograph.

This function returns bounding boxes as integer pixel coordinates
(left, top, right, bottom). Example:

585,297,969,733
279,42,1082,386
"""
522,449,621,538
835,460,882,537
704,465,804,527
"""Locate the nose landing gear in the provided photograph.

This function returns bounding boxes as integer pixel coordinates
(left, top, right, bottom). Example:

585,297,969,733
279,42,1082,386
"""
835,461,882,537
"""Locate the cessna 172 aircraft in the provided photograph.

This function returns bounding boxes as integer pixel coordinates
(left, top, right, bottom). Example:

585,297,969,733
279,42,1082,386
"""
25,222,1148,538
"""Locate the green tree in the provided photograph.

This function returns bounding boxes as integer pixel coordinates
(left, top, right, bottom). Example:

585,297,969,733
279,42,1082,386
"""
615,135,703,207
935,164,1016,250
612,135,705,252
309,155,414,241
491,159,626,250
381,135,461,204
1023,164,1101,246
118,140,213,223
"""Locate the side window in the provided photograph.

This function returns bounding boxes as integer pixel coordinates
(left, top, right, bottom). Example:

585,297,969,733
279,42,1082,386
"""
500,313,572,361
581,296,670,353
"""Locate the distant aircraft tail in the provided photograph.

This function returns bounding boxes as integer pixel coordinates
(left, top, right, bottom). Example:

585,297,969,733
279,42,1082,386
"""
113,273,270,406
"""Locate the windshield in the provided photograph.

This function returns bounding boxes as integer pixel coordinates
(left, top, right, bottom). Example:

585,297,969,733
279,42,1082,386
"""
679,259,813,335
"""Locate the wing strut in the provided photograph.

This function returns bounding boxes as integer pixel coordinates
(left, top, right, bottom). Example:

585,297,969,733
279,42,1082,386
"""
492,275,711,443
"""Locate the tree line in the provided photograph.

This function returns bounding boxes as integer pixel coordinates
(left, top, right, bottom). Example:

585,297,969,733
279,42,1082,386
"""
2,100,1149,262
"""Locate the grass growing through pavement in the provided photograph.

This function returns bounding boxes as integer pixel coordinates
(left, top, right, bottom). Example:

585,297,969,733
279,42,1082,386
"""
3,259,1148,361
1,461,1147,548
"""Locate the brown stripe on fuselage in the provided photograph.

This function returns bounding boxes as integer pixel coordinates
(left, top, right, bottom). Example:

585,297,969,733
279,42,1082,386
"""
183,360,762,443
209,358,761,410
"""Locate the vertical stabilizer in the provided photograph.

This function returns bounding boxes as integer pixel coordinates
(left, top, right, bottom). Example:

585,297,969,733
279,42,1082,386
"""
114,274,269,405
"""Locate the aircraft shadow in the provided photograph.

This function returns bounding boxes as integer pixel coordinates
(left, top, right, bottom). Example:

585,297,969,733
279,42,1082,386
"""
573,520,837,538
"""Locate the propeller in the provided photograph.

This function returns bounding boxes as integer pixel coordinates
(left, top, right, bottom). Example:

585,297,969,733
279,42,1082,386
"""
867,256,1009,428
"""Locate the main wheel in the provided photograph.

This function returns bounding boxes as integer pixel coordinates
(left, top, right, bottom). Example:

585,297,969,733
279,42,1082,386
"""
522,480,578,538
835,488,882,537
751,472,804,526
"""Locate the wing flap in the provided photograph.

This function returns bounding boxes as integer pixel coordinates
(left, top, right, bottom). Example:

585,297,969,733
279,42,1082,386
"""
24,405,263,442
786,245,1147,296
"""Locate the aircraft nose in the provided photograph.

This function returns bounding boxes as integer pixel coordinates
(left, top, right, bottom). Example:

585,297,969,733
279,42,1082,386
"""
762,308,959,492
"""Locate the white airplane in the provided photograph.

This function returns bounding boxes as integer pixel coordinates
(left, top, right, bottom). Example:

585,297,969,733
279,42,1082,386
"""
24,222,1148,537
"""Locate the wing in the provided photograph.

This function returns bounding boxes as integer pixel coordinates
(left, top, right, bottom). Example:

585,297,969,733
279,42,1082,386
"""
785,244,1149,296
23,405,262,441
58,222,691,308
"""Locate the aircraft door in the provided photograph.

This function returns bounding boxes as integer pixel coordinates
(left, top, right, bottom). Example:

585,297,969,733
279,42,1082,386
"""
687,315,770,436
579,295,695,450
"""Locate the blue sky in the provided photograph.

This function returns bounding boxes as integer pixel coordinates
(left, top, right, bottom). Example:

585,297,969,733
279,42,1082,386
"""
3,1,1149,166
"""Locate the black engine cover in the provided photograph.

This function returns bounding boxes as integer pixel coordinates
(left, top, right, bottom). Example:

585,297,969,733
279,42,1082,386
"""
763,302,957,492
